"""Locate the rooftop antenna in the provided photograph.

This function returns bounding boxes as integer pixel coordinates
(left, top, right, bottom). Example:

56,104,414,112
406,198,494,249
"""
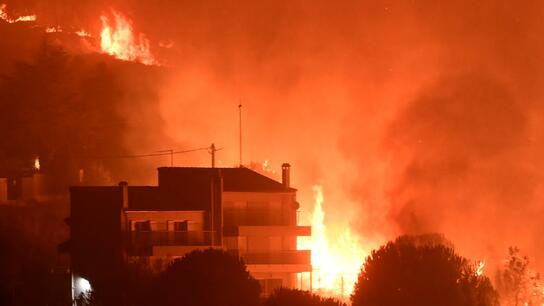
238,102,243,167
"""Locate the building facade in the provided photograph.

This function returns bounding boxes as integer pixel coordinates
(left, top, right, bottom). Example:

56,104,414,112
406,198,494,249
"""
0,156,47,204
68,164,311,300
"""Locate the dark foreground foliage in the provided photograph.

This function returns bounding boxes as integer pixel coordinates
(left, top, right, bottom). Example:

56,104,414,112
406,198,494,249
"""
264,288,346,306
152,249,261,306
351,234,499,306
76,248,260,306
0,203,70,306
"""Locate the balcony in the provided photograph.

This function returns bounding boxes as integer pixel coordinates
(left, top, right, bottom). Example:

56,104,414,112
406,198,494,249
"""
224,225,311,237
223,209,296,226
127,231,218,255
233,250,311,265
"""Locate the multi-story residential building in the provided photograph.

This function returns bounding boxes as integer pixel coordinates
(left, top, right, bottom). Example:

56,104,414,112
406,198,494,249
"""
0,156,47,204
68,164,312,301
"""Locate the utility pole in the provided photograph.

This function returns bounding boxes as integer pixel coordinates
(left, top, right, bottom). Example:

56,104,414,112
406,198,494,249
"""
238,103,243,167
211,143,216,168
208,143,222,168
210,173,215,246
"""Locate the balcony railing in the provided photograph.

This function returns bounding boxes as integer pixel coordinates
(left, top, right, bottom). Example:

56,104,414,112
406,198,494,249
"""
223,209,296,226
224,225,311,237
128,231,218,251
232,250,311,265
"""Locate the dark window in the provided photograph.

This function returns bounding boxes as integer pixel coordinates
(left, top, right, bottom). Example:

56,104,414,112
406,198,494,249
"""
7,177,21,201
134,221,151,232
173,220,188,231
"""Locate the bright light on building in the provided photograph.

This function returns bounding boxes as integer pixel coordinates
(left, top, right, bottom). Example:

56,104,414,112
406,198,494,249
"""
72,275,93,302
76,276,92,293
34,156,40,171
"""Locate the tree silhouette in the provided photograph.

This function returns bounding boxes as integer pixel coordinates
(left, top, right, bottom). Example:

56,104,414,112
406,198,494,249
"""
153,248,260,306
351,234,499,306
264,288,345,306
495,247,544,306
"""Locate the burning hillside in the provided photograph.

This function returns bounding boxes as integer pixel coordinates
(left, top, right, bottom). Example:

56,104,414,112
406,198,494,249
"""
99,11,157,65
1,3,157,66
0,3,35,23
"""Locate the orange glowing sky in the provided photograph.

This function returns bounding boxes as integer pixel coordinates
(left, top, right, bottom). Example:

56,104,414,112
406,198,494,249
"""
2,0,544,296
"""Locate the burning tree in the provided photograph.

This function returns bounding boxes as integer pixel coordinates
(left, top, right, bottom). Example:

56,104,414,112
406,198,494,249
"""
495,247,544,306
351,234,499,306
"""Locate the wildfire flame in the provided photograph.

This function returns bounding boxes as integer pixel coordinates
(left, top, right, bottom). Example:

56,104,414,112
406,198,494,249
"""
0,3,36,23
476,260,485,276
75,29,91,38
2,4,157,65
45,26,62,33
34,156,40,171
100,12,157,65
299,185,367,299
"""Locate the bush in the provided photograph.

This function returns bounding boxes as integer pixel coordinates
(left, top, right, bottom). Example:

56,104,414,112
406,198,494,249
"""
153,248,260,306
351,234,499,306
264,288,345,306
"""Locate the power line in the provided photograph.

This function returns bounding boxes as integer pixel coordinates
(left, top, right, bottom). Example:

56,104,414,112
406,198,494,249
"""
83,146,210,159
157,149,174,166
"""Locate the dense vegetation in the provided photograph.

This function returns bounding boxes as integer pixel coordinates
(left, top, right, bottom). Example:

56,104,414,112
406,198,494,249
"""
351,234,499,306
0,36,165,188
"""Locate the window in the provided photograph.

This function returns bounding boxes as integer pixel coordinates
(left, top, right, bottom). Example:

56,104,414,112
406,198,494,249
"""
173,220,188,232
247,236,270,252
133,221,151,232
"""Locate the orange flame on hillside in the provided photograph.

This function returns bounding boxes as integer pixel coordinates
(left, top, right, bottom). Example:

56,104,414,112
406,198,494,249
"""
75,29,91,38
476,260,485,276
0,4,36,23
100,12,157,65
45,26,62,33
299,185,368,299
1,4,156,65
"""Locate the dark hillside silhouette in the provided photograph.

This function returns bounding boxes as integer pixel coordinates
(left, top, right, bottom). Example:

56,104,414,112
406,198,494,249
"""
0,36,168,188
0,41,127,187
